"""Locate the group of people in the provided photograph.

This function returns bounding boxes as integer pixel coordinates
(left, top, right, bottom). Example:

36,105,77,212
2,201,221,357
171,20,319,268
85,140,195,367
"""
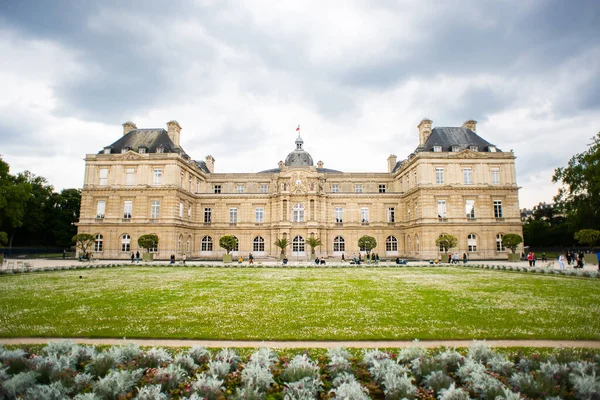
314,257,326,265
347,253,380,264
447,252,468,264
130,251,140,263
238,254,254,264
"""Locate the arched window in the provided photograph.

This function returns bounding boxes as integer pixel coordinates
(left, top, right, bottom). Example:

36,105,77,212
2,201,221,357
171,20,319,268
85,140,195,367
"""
293,203,305,222
94,234,103,252
333,236,345,252
438,234,448,252
232,236,239,252
386,236,398,252
186,235,192,253
496,233,505,252
292,235,305,253
468,234,477,252
201,236,212,251
415,235,420,254
121,234,130,252
407,235,412,254
253,236,265,252
178,234,183,252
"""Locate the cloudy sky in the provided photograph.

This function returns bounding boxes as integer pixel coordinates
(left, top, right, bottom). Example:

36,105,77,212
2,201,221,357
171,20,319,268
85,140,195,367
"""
0,0,598,208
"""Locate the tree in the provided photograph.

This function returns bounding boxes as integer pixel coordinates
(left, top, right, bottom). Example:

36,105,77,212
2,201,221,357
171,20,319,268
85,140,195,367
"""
574,229,600,250
553,132,600,230
51,188,81,247
501,233,523,254
0,232,7,246
219,235,238,254
358,236,377,257
138,234,159,253
274,238,289,256
435,234,457,253
0,157,31,247
305,237,322,256
72,233,95,256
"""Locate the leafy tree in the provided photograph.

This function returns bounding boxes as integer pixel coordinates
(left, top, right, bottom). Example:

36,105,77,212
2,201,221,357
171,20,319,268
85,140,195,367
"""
574,229,600,250
72,233,95,256
305,237,322,255
0,232,7,246
274,238,289,256
15,171,55,245
51,188,81,247
0,157,31,247
219,235,238,254
358,236,377,257
138,234,159,253
435,234,457,253
553,132,600,230
501,233,523,253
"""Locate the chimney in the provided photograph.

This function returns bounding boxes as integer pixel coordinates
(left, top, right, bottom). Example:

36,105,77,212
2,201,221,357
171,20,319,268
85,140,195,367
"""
317,160,324,169
387,154,397,172
122,121,137,136
462,119,477,132
205,155,215,173
418,118,433,146
166,120,182,146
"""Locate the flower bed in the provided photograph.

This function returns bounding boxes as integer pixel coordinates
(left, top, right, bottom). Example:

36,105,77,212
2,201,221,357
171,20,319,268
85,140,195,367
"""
1,340,599,399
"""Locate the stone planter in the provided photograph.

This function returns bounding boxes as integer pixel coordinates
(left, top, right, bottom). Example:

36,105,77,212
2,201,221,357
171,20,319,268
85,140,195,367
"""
440,254,449,263
142,253,153,262
508,253,521,262
584,254,598,266
223,254,233,263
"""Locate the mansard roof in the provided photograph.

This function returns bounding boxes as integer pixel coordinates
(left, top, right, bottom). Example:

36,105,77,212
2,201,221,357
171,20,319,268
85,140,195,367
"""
193,160,211,174
100,129,187,155
419,127,500,152
257,167,343,174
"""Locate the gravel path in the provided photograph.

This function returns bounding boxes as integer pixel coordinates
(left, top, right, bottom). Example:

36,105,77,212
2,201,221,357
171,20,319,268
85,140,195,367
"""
1,338,599,348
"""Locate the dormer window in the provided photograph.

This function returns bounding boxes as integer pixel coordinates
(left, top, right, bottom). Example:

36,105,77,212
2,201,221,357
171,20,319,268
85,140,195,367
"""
451,146,460,152
103,147,111,154
121,147,129,154
156,146,164,154
469,146,478,152
432,146,442,152
139,147,147,154
488,146,496,152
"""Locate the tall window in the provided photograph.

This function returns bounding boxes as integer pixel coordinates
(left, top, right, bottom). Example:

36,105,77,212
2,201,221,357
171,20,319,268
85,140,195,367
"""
293,203,305,222
260,184,269,194
214,185,222,193
415,201,419,219
494,200,503,218
178,234,182,252
463,167,473,185
188,205,192,219
153,169,162,185
408,207,411,221
150,200,160,219
126,168,135,185
186,236,191,253
236,184,244,193
253,236,265,252
360,207,369,223
123,201,132,219
378,184,386,193
415,235,420,254
189,178,192,192
121,234,130,252
334,207,343,223
468,234,477,252
333,236,345,252
292,236,305,253
201,236,212,251
96,200,106,219
99,168,108,186
148,236,158,252
94,234,103,252
232,236,239,252
196,179,200,193
331,184,339,193
386,236,398,252
229,208,237,223
496,233,505,252
387,207,395,223
437,200,447,219
355,184,363,193
204,208,211,223
179,202,183,218
435,167,444,184
491,167,500,184
465,200,475,219
255,207,264,223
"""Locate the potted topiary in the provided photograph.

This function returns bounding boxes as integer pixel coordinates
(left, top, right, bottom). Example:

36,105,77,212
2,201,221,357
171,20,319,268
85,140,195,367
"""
501,233,523,262
138,234,159,261
358,235,377,263
574,229,600,265
219,235,237,263
435,234,457,263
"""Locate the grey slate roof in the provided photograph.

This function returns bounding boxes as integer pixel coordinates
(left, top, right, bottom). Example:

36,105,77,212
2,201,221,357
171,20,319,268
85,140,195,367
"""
100,129,186,155
257,167,342,174
419,127,500,153
193,160,211,174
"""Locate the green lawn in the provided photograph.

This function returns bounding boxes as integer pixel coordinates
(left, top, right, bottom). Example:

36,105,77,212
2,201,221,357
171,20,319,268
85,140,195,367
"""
1,267,599,340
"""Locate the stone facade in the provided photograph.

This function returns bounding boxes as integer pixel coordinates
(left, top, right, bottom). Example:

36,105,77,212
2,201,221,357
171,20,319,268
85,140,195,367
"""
77,119,523,260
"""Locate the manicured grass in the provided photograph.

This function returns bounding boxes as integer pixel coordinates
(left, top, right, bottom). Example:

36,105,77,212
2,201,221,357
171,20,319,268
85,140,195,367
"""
1,267,599,340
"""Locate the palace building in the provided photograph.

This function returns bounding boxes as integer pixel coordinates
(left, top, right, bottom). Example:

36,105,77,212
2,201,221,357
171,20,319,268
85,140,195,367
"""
77,119,523,260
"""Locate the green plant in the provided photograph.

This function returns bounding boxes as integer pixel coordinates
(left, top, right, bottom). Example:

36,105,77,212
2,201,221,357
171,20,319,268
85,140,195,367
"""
306,236,323,255
435,234,457,253
574,229,600,250
72,233,95,256
137,234,159,253
501,233,523,253
358,236,377,257
274,238,289,256
219,235,238,255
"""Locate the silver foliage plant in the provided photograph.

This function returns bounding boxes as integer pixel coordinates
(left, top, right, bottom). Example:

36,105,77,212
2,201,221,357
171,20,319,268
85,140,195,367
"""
191,372,224,400
283,376,322,400
281,354,320,383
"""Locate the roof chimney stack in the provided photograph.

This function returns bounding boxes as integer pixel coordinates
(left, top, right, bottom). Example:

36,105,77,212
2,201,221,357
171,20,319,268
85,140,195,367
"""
166,120,182,146
387,154,397,172
205,155,215,173
122,121,137,136
418,119,433,146
462,119,477,132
